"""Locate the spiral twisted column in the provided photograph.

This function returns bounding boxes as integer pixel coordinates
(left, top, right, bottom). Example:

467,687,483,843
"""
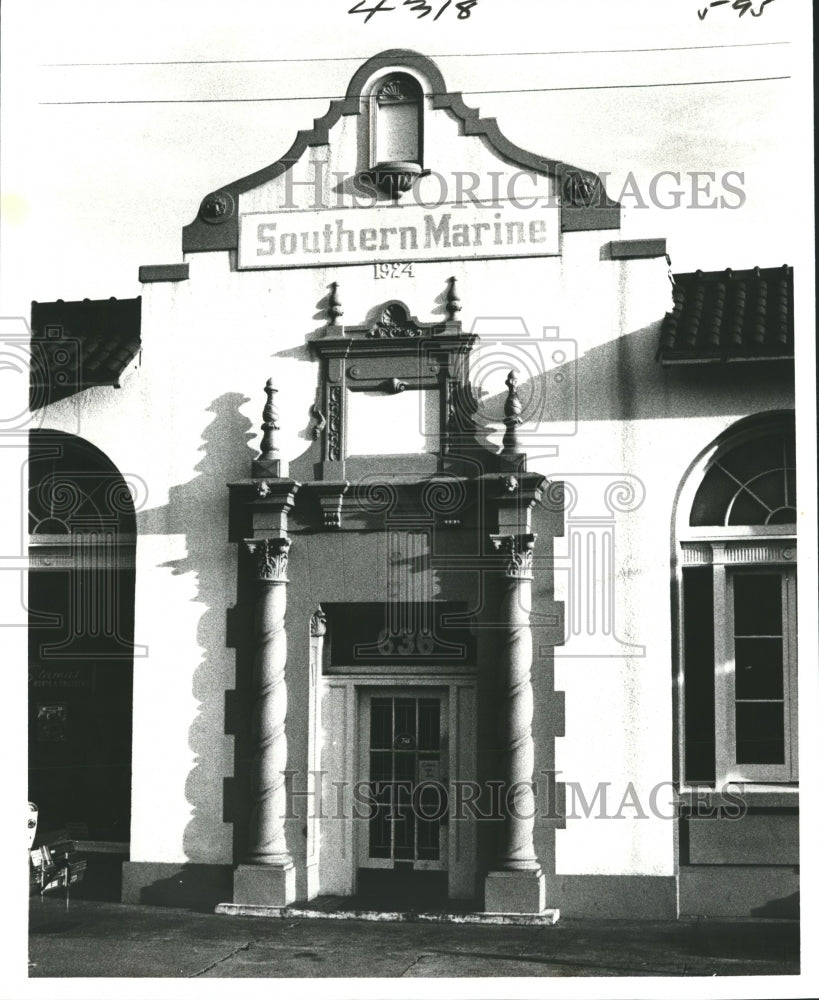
491,532,540,870
234,536,296,906
484,532,546,913
245,537,291,862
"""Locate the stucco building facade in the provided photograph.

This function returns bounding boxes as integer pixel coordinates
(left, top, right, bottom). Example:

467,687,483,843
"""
28,50,798,918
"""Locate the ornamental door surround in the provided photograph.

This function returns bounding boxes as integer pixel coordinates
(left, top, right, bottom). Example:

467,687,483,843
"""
227,286,563,913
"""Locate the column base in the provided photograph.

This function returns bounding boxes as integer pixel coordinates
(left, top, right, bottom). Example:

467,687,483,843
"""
483,868,546,914
233,862,296,907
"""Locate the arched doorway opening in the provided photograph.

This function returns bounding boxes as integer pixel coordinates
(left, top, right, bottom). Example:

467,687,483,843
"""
28,430,136,851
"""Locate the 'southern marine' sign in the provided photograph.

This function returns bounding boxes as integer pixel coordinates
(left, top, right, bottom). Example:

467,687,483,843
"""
238,202,560,269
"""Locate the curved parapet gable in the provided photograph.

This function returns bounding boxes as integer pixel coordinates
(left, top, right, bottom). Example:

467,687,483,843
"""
182,49,619,255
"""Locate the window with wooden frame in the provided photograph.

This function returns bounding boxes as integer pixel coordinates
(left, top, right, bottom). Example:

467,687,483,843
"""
678,417,797,788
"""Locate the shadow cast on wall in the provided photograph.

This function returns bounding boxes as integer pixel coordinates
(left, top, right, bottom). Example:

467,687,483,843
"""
135,392,256,870
123,322,792,898
479,322,793,433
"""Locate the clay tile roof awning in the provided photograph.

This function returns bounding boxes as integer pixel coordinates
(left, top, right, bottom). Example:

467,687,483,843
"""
658,265,793,365
30,297,141,409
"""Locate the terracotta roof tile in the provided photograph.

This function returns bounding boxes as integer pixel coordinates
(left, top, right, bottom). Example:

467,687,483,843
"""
658,265,792,364
30,297,141,408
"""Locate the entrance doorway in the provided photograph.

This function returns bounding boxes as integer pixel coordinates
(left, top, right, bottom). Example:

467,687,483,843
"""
28,430,136,848
356,689,448,908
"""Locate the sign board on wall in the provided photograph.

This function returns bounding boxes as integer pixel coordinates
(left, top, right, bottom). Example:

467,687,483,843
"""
238,203,560,269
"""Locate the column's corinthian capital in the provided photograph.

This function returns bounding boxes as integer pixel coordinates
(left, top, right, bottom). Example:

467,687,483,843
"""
245,537,291,584
490,532,537,580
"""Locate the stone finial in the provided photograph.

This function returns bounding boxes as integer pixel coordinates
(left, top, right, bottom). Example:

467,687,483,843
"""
253,378,288,478
501,370,523,456
446,275,462,321
328,281,343,326
259,378,280,460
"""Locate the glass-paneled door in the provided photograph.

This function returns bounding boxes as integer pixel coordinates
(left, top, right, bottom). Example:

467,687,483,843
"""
357,690,448,871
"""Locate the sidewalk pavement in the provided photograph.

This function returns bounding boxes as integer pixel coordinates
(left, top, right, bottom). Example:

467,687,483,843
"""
28,897,799,979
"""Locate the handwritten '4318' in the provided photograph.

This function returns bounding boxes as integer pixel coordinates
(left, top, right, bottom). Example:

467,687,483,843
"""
349,0,478,22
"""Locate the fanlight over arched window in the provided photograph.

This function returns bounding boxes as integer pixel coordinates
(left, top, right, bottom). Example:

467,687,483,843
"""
690,429,796,527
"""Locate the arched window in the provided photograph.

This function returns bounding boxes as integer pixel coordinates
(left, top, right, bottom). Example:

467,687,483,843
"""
676,415,797,788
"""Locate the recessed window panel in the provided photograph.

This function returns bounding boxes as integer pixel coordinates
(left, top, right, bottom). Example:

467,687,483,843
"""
418,699,440,752
721,434,782,481
682,566,716,783
735,702,785,764
346,389,440,456
394,699,416,746
734,638,784,699
368,803,391,858
370,699,393,749
733,574,782,636
728,474,784,525
370,750,392,783
768,502,797,525
690,465,738,526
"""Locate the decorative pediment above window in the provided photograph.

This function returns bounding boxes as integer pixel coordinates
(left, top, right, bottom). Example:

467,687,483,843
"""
367,303,427,340
309,281,496,480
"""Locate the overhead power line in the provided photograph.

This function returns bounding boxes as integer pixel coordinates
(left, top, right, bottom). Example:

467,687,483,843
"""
42,40,790,68
40,75,791,105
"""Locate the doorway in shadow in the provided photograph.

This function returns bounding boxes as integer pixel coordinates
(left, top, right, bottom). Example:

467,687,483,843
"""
28,430,136,849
